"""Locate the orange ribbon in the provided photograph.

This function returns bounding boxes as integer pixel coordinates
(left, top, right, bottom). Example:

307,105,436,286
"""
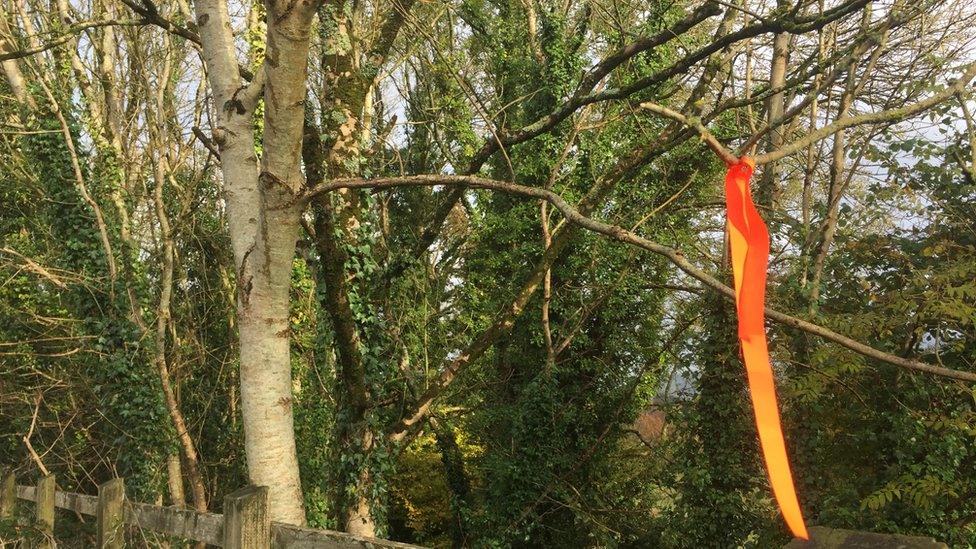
724,157,809,540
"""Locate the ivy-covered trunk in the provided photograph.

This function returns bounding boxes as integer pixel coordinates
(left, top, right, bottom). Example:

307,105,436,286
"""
667,295,770,546
311,193,380,536
309,5,382,532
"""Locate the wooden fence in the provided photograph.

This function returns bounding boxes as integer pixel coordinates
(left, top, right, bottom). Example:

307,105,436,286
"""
0,470,423,548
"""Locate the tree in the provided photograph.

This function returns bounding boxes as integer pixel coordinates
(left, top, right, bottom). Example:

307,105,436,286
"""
2,0,976,542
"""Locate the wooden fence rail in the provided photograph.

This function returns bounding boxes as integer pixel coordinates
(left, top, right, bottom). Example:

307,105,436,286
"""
0,469,422,548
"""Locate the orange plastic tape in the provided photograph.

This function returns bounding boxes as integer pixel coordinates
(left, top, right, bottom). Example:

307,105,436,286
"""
724,157,809,540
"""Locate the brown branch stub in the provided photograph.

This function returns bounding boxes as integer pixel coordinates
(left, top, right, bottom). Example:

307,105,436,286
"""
192,126,221,159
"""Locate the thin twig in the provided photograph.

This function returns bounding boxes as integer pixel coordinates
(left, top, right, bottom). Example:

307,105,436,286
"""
24,393,50,476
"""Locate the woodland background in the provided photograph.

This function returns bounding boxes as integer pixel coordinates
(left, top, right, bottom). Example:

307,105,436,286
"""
1,0,976,545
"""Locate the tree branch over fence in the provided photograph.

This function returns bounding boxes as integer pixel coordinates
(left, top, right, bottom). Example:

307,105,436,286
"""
304,174,976,383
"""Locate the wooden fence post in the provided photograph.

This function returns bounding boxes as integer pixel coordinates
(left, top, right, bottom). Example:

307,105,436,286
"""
35,474,55,548
223,485,269,549
0,468,15,519
97,478,125,548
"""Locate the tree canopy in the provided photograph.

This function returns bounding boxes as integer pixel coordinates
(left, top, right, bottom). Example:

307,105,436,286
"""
1,0,976,545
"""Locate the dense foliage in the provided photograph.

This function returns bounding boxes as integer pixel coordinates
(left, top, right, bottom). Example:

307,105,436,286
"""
2,0,976,546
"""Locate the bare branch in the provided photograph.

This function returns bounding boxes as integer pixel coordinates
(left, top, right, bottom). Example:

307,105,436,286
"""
23,393,50,476
307,174,976,383
639,102,737,165
118,0,201,44
0,19,143,61
754,61,976,164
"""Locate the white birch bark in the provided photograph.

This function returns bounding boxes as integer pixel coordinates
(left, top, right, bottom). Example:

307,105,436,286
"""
194,0,317,525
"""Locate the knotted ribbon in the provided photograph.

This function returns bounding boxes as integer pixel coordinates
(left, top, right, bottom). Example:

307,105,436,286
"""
724,157,809,540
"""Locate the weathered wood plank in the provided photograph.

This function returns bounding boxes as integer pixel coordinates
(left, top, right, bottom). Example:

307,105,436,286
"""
14,484,427,548
17,485,98,516
17,485,222,544
785,526,948,548
57,488,99,516
96,478,125,549
125,500,224,544
0,468,15,518
272,523,426,549
35,475,56,549
224,485,270,549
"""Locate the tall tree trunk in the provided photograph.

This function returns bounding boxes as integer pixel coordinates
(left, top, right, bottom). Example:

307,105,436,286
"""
304,93,378,533
311,193,378,536
807,4,881,312
308,3,393,534
758,30,789,207
166,453,186,506
0,28,31,105
151,112,209,514
195,0,316,525
806,73,852,313
799,0,828,287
